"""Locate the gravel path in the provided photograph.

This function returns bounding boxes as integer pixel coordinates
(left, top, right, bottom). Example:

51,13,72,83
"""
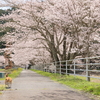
0,70,96,100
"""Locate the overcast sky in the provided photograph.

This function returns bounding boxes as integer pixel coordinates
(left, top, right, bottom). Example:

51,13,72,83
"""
0,0,44,10
0,0,11,9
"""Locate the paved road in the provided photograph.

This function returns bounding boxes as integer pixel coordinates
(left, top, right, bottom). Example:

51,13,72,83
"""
0,70,95,100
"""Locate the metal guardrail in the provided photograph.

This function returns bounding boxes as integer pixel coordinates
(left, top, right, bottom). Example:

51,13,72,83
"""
31,56,100,81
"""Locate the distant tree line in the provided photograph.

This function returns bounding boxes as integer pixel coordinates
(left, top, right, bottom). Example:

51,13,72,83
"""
0,8,15,49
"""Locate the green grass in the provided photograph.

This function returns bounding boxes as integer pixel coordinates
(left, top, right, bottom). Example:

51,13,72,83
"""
0,69,5,72
31,69,100,96
0,85,5,94
8,68,23,79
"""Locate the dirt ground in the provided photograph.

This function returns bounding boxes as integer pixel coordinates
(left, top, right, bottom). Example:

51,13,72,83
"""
0,70,99,100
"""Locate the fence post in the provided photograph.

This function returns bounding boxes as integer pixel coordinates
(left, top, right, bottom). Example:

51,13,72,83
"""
86,58,90,81
60,61,61,75
55,62,57,74
66,60,68,75
43,63,45,72
33,65,35,70
32,66,34,69
74,60,76,76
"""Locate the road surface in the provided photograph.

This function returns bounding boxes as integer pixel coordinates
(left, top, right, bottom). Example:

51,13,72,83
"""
0,70,96,100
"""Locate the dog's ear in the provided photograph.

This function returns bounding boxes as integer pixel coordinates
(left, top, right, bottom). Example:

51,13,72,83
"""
5,74,8,77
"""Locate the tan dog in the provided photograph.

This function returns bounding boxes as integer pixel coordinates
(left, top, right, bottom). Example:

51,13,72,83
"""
5,74,12,88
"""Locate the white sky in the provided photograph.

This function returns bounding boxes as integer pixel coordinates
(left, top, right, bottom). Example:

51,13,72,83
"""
0,0,10,9
0,0,45,9
0,7,10,10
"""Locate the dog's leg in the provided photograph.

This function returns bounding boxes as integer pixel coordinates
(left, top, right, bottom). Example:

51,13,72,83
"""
5,82,8,89
8,82,12,88
5,81,7,88
9,83,11,88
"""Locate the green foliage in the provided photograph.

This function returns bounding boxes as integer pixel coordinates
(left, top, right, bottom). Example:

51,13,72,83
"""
0,31,6,36
0,27,15,36
0,41,6,49
0,8,13,16
93,40,99,44
0,9,15,37
31,69,100,96
0,9,6,16
0,9,12,25
5,27,15,32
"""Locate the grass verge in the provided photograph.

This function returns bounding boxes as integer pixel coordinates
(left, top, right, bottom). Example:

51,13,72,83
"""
31,69,100,97
8,68,23,79
0,68,23,80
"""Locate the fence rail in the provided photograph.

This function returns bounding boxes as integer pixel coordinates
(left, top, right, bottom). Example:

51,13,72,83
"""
31,56,100,81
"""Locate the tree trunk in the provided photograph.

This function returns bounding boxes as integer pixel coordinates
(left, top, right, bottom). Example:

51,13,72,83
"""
50,34,59,62
60,33,67,73
86,32,91,81
62,33,67,60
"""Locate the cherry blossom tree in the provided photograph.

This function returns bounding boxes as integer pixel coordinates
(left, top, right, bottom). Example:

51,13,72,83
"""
0,0,100,66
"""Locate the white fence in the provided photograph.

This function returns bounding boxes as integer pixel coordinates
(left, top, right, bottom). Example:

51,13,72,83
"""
31,56,100,81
